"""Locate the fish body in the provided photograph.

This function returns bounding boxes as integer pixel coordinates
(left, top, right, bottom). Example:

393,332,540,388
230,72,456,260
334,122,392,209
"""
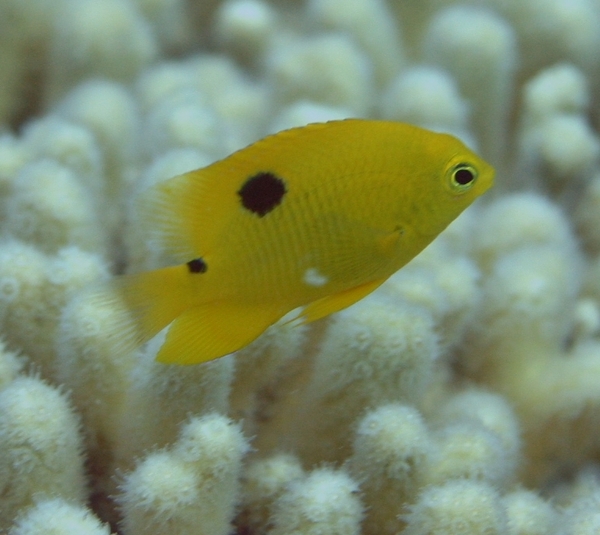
116,119,494,364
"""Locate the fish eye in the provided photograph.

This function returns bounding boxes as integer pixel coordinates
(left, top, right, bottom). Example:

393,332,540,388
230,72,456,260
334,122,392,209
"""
450,163,478,192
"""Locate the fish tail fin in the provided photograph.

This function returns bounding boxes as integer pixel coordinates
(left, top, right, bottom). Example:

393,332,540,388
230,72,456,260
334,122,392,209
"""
106,265,191,347
90,265,287,365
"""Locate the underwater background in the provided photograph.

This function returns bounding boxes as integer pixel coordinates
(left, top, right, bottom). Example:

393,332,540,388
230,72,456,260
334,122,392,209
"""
1,0,600,533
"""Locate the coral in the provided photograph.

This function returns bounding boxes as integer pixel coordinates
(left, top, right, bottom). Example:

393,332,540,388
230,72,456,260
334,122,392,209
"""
45,0,157,105
484,0,600,75
423,5,517,165
112,338,234,470
141,89,222,158
1,0,600,533
403,479,508,535
0,338,26,388
8,498,111,535
118,414,248,535
379,66,469,136
268,467,363,535
6,159,104,254
214,0,276,64
266,32,374,115
268,100,352,133
424,420,516,488
239,453,305,533
306,0,404,86
503,489,559,535
272,298,439,464
54,79,142,220
0,240,109,376
133,0,192,53
0,376,86,532
429,388,521,463
348,404,431,535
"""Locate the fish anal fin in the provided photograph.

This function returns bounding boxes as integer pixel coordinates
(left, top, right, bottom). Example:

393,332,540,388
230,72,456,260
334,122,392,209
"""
155,302,284,365
296,278,386,324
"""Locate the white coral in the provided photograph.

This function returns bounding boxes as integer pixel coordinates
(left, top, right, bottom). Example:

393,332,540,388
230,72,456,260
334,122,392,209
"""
1,0,600,533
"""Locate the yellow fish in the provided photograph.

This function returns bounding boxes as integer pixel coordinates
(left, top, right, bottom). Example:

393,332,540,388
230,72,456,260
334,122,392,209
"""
114,119,494,364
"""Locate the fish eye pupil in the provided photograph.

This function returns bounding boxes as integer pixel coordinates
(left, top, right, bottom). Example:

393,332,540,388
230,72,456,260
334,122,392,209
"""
454,166,475,186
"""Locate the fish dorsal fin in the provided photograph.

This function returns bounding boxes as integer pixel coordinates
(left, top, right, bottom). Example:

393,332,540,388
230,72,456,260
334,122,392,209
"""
137,165,236,262
138,121,370,262
139,119,406,262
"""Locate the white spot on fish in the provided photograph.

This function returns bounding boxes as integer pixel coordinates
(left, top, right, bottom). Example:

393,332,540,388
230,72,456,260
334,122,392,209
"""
303,268,328,287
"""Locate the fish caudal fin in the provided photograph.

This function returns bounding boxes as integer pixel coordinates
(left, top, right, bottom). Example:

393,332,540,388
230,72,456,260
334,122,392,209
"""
100,266,282,365
156,302,283,365
110,266,192,347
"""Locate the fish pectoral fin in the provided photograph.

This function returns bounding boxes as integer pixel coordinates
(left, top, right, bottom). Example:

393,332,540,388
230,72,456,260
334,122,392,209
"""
295,278,386,325
155,302,284,365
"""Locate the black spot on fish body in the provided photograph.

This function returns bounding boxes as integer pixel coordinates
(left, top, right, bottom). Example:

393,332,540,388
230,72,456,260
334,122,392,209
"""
187,257,207,273
238,172,286,217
